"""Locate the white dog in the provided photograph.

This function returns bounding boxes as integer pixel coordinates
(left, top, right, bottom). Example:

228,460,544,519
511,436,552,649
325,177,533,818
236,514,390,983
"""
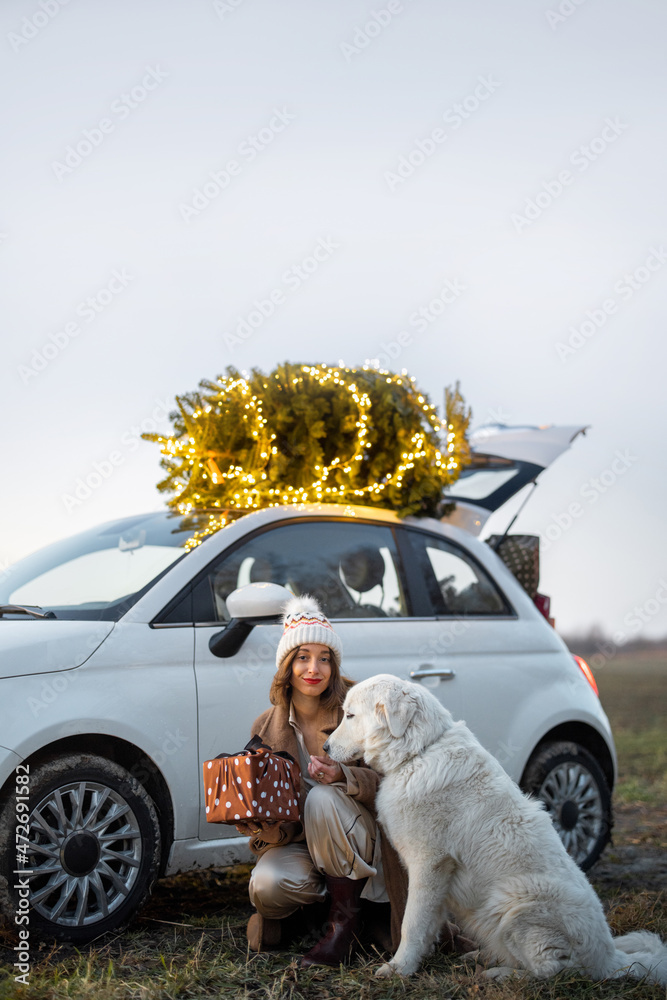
323,674,667,983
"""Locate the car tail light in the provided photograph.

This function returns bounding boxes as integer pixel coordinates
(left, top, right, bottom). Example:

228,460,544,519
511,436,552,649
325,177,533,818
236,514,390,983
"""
573,654,598,697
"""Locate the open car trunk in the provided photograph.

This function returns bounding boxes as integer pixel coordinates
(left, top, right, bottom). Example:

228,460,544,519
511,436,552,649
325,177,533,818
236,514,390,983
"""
442,424,588,626
442,423,588,536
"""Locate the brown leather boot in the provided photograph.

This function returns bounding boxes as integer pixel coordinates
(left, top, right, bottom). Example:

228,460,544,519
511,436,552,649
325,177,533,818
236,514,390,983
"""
300,876,366,968
246,912,281,952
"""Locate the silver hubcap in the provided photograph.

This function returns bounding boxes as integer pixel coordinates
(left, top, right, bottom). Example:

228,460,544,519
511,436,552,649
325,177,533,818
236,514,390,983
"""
538,762,604,864
26,781,142,927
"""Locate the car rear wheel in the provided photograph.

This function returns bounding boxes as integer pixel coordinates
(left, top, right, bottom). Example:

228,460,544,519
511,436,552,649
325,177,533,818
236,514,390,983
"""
0,753,161,943
521,740,612,871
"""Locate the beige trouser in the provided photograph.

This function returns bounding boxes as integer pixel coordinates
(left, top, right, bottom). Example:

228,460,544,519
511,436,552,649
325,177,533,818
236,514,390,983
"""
248,784,382,919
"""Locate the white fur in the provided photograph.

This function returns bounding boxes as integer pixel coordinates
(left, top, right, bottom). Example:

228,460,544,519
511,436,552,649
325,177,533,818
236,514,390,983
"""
324,674,667,983
281,593,323,622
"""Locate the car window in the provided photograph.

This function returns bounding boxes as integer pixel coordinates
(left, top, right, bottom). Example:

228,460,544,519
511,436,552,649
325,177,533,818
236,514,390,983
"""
405,530,510,616
200,520,408,623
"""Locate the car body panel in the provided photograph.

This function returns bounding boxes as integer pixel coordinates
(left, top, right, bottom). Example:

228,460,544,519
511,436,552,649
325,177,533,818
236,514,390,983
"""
165,834,252,875
452,647,615,782
467,423,589,467
509,700,616,787
1,625,198,841
0,745,23,791
0,621,114,679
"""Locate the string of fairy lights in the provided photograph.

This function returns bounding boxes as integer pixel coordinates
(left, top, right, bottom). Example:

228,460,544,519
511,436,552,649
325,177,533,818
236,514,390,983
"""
149,364,464,548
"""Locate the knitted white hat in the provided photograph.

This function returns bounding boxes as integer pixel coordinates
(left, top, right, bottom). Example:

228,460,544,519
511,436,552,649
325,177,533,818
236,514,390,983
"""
276,594,343,669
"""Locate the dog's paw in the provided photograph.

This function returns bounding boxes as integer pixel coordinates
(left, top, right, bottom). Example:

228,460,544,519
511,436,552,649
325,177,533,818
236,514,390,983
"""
460,948,481,967
376,958,419,978
484,966,526,981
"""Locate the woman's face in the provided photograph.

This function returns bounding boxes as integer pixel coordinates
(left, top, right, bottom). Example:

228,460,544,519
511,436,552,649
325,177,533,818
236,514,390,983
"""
290,643,332,699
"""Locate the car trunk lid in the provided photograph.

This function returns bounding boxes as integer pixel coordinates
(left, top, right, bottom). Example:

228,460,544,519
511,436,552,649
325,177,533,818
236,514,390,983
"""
442,423,588,536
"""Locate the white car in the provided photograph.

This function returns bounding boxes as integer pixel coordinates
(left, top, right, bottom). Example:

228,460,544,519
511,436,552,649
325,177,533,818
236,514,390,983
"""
0,425,616,942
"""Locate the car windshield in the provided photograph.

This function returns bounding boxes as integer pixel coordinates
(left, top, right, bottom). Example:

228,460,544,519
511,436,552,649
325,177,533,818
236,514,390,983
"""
0,511,218,621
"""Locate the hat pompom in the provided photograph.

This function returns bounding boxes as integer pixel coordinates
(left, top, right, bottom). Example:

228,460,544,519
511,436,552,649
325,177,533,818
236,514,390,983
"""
281,593,323,624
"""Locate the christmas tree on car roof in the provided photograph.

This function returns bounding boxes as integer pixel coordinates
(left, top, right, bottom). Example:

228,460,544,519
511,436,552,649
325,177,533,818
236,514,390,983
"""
143,362,471,547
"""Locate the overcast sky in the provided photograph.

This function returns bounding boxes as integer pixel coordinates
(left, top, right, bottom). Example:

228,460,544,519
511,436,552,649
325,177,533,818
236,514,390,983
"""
2,0,666,642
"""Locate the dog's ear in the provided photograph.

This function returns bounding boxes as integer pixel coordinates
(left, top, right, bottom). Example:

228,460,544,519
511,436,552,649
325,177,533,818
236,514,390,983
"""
375,687,416,738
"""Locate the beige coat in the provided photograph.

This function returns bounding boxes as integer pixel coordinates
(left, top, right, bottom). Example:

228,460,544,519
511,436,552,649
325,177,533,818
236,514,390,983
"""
248,700,408,950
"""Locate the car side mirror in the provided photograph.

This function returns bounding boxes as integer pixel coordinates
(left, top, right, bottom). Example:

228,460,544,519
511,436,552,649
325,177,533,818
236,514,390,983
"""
208,582,292,658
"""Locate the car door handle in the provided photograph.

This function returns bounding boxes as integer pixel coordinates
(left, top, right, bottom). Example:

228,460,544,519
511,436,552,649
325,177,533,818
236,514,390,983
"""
410,667,456,680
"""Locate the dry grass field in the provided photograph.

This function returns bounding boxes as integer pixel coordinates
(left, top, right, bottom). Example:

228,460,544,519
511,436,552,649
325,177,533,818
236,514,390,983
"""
1,649,665,1000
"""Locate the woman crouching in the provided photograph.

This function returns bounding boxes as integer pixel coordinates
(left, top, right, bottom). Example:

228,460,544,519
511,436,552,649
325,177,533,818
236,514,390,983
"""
236,595,389,967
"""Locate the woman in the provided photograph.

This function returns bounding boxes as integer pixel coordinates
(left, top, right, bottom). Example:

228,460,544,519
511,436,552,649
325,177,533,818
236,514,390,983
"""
235,594,392,968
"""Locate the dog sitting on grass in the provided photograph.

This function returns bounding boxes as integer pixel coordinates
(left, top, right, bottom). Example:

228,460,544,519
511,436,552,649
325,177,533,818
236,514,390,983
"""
324,674,667,983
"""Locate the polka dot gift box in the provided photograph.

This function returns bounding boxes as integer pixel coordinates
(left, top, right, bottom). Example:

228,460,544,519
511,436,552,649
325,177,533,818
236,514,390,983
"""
203,735,301,824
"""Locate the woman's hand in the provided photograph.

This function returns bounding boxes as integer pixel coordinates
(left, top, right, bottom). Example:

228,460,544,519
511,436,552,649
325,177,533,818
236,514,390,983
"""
234,820,275,837
308,754,343,785
235,820,302,846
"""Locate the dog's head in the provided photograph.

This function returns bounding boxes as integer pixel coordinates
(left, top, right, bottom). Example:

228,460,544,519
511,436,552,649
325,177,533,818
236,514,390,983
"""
324,674,453,772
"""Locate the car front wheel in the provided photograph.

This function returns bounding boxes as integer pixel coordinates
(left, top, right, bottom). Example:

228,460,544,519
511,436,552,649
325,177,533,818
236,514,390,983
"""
521,740,612,871
0,753,161,943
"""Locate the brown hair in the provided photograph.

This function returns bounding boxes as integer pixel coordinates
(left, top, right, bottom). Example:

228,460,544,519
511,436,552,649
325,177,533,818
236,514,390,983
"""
270,645,354,710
